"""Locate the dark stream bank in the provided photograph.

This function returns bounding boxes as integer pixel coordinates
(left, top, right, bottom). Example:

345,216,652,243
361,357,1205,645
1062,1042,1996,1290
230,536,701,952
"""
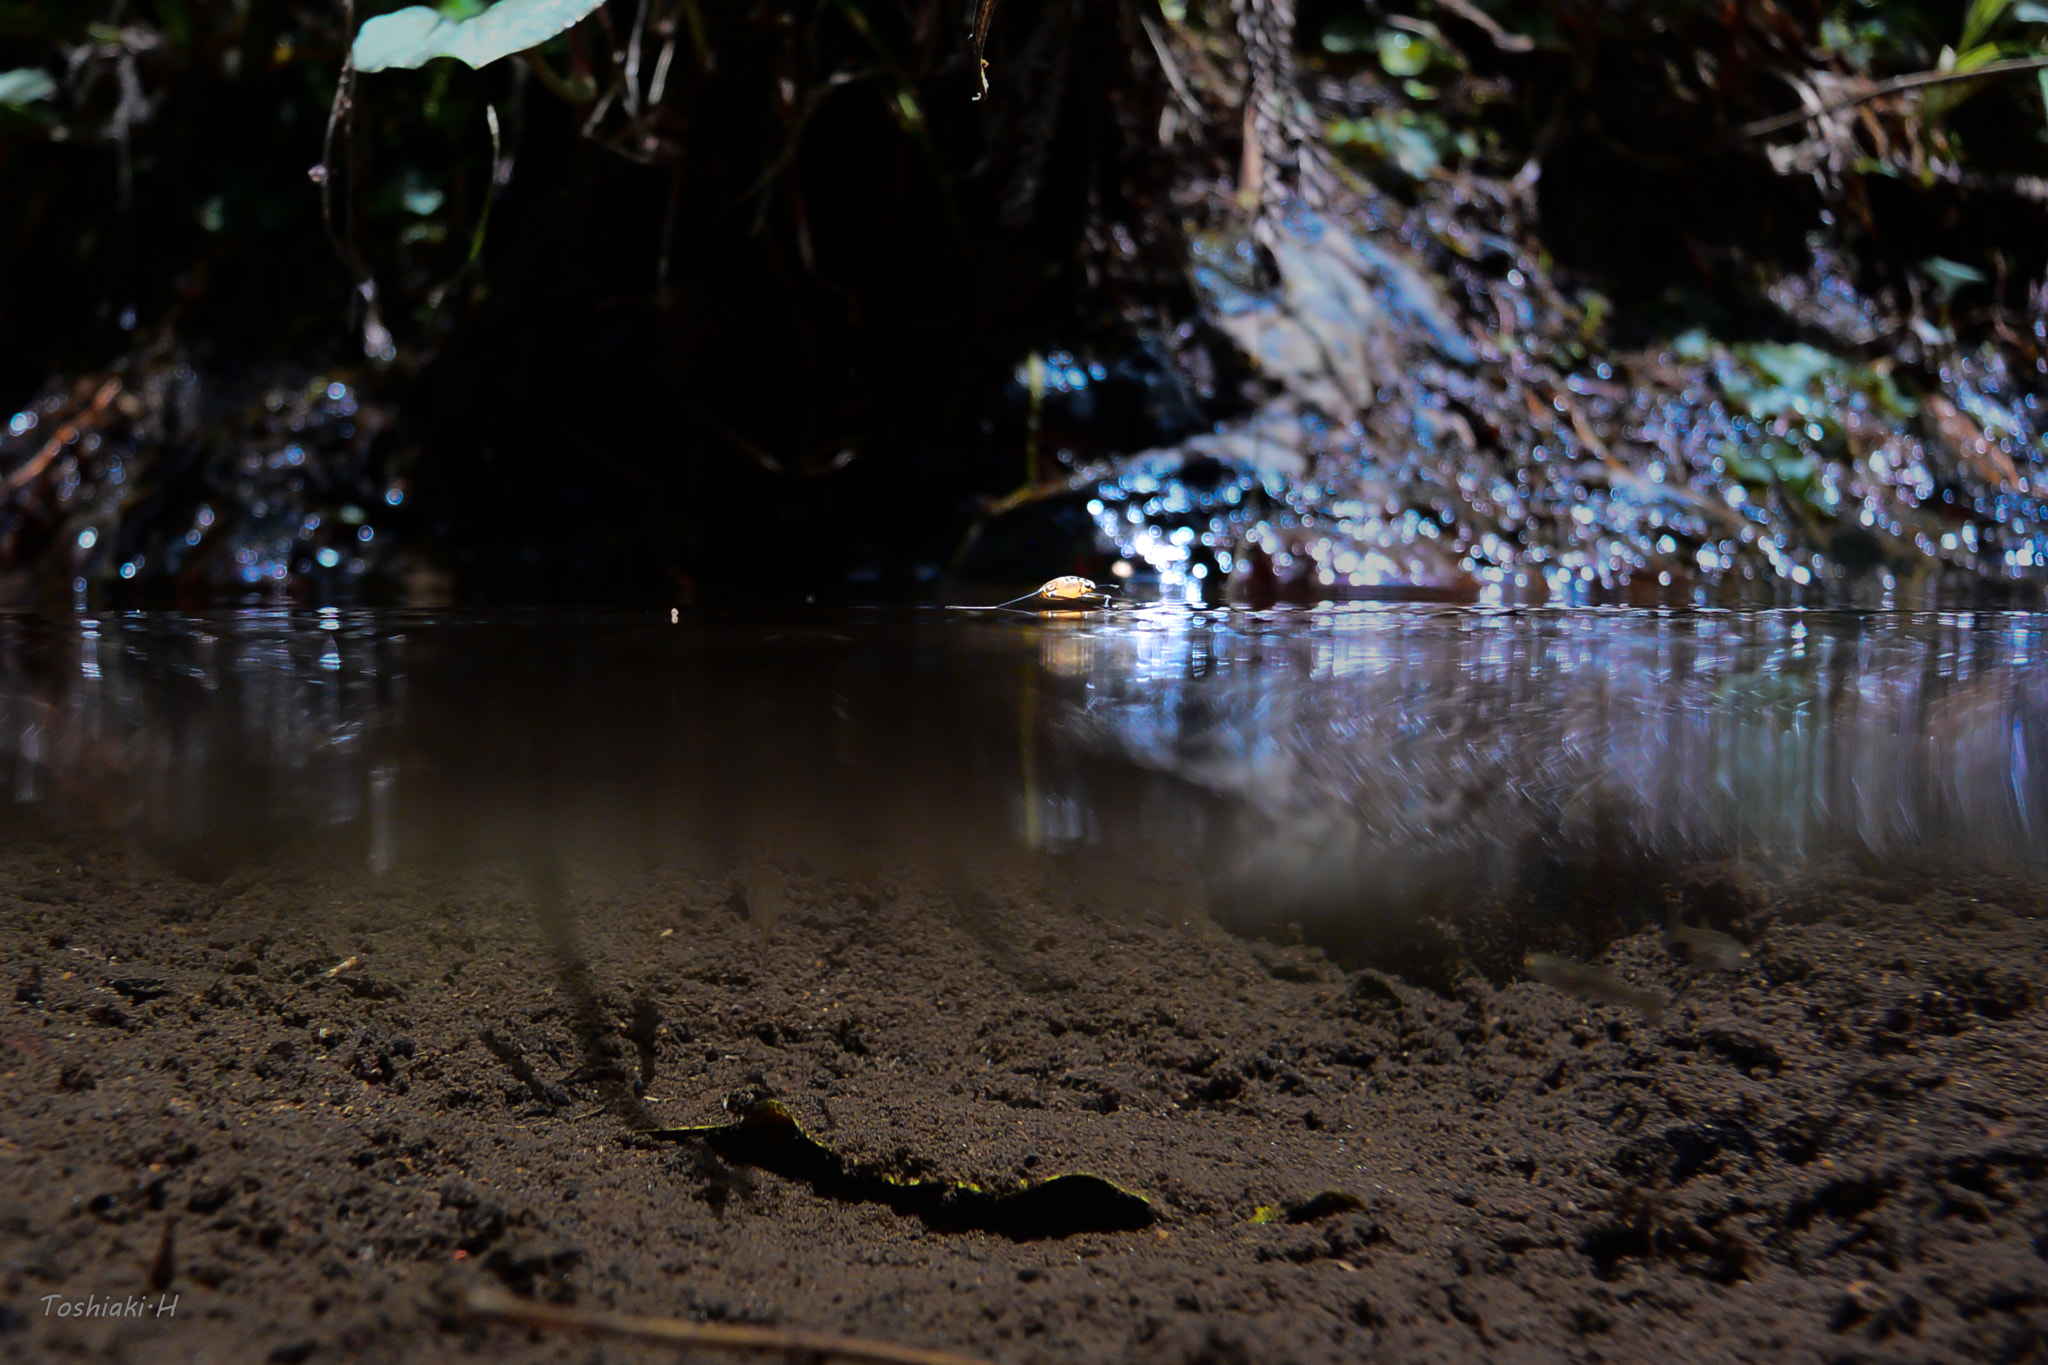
6,3,2048,607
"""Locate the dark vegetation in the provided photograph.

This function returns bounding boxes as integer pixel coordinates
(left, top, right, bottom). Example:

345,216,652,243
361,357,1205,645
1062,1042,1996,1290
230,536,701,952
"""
0,0,2044,603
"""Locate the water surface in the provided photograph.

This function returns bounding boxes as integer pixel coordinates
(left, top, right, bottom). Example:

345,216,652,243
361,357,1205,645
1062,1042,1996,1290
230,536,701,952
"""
2,605,2041,956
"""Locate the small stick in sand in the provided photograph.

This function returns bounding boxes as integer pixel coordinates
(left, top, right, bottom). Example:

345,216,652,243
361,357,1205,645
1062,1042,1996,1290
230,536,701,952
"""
462,1286,994,1365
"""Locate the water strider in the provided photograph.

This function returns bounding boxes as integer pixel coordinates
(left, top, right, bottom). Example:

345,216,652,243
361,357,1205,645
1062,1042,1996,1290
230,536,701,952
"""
948,575,1116,611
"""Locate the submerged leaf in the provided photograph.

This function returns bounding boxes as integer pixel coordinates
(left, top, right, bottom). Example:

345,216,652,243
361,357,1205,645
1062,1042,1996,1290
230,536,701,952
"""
352,0,605,73
642,1100,1157,1239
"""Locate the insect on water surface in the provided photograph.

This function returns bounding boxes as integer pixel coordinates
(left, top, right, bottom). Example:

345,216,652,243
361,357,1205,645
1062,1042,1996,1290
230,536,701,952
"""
951,576,1117,611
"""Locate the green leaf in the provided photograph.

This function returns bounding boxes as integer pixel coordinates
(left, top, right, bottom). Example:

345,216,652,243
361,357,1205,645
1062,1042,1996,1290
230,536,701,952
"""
1951,40,2011,72
1719,443,1776,486
0,66,55,105
1377,29,1433,77
1320,15,1374,55
155,0,192,49
1671,328,1712,362
1922,256,1987,286
1921,40,2013,123
1923,255,1988,303
1744,341,1833,392
352,0,605,73
1963,0,2014,50
1861,367,1919,420
1720,438,1815,491
1327,110,1453,179
402,185,445,215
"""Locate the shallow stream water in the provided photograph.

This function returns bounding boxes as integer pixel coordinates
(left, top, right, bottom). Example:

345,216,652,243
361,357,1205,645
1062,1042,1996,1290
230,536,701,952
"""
7,604,2048,1365
1,604,2041,960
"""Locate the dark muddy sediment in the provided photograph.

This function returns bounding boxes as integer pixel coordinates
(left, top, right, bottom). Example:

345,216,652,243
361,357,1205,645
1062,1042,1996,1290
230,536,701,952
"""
3,835,2044,1364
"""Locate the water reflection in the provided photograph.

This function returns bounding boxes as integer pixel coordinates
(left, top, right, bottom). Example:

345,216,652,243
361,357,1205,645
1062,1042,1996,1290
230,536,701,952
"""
1056,607,2046,930
0,607,2039,943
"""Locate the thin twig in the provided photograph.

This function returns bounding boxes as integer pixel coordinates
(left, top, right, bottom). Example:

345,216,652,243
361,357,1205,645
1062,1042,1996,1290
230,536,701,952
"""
426,104,507,310
649,28,677,105
969,0,998,99
315,18,354,270
1429,0,1533,53
518,48,591,105
462,1287,994,1365
656,166,682,294
316,1,393,360
734,65,873,220
623,0,648,116
1139,12,1203,120
4,379,121,494
1742,53,2048,138
582,75,621,135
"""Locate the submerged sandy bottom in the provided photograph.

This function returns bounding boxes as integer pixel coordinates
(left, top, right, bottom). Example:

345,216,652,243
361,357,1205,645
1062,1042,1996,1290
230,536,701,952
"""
2,833,2045,1364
